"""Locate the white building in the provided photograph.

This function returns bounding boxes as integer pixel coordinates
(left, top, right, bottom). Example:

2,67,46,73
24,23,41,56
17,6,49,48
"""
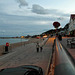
69,14,75,36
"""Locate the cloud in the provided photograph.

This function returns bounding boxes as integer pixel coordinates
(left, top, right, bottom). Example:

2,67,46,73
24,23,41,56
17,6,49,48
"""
31,4,59,15
0,11,69,36
31,4,49,14
31,4,70,19
16,0,28,7
57,17,65,20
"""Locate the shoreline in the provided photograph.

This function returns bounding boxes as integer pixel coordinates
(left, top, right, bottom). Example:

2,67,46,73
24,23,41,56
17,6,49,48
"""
0,38,28,46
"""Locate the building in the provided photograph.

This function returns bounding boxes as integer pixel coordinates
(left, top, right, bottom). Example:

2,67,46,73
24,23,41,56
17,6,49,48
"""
69,14,75,36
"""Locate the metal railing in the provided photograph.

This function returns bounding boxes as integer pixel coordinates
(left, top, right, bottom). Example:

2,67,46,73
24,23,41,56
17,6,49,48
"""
46,38,75,75
54,38,75,75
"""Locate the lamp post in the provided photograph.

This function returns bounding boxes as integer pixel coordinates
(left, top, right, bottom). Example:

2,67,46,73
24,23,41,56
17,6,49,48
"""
21,36,24,46
73,18,75,36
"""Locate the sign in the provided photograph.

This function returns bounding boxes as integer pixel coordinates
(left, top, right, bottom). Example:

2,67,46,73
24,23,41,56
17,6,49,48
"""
53,22,60,28
6,42,9,46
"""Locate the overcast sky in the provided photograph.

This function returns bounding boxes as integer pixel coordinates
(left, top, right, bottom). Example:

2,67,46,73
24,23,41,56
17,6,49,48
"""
0,0,75,37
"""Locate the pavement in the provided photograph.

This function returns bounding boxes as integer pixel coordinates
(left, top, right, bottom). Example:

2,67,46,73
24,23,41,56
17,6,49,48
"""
60,37,75,62
0,37,55,75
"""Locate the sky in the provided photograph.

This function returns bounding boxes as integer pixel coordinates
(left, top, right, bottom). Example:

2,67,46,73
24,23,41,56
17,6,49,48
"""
0,0,75,37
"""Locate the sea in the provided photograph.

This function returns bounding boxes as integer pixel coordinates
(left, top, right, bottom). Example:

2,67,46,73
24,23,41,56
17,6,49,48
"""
0,38,28,45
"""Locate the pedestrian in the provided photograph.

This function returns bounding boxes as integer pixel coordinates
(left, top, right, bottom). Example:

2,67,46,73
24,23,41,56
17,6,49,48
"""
58,34,62,41
40,46,43,52
36,43,39,52
43,38,44,40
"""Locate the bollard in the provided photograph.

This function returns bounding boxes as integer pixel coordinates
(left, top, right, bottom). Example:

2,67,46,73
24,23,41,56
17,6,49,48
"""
5,42,9,53
5,46,8,52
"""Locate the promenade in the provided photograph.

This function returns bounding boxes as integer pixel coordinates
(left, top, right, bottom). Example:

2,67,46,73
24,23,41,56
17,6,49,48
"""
0,37,55,75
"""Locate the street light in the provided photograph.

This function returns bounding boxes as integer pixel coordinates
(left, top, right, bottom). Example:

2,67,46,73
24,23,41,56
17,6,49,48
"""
21,36,24,46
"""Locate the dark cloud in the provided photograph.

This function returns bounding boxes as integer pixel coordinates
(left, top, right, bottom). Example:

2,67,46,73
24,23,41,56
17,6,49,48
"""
16,0,28,8
31,4,59,15
31,4,49,14
31,4,70,20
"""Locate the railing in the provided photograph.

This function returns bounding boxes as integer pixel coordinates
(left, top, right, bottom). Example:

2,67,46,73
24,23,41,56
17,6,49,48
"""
47,38,75,75
54,39,75,75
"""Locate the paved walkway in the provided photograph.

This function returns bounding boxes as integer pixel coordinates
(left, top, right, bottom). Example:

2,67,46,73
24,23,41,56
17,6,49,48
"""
0,37,55,75
60,37,75,62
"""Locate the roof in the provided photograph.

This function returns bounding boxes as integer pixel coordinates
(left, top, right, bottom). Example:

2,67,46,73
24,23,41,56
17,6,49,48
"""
71,14,75,19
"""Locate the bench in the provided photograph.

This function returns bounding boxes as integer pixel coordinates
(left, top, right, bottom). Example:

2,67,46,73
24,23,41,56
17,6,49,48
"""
67,39,72,45
71,38,75,48
67,38,75,48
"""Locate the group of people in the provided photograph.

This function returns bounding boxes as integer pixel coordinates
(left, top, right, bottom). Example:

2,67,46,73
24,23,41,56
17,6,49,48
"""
36,43,43,52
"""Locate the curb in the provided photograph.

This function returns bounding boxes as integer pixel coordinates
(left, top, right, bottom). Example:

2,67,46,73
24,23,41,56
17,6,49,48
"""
45,39,56,75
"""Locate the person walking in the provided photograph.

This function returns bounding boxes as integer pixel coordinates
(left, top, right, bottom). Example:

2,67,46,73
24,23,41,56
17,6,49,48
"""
40,46,43,52
36,43,39,52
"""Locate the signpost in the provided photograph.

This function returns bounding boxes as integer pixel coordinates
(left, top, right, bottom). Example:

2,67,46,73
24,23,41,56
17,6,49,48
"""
53,21,61,37
5,42,9,52
53,21,60,29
